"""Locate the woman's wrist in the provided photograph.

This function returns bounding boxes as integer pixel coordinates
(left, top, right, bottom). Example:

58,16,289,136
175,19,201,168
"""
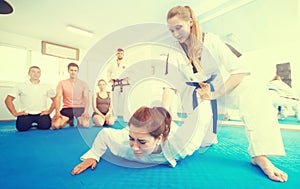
211,91,220,100
87,158,97,163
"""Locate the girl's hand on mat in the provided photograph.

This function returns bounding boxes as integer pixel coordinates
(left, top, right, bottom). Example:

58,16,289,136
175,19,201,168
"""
71,158,97,175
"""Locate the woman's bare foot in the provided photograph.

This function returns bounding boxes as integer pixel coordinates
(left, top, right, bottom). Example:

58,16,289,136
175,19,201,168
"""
251,155,288,182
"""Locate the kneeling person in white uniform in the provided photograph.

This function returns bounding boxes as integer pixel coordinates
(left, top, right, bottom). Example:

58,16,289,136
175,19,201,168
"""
5,66,56,131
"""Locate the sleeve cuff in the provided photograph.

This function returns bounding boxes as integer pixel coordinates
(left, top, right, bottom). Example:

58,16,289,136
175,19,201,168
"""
80,150,101,162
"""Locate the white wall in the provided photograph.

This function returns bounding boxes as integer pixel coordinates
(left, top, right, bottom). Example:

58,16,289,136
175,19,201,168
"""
0,84,17,120
0,31,36,120
202,0,300,96
1,0,299,120
84,43,183,118
200,0,300,118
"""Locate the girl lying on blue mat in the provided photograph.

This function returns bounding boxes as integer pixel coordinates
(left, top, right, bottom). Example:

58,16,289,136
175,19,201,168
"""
72,100,214,174
72,99,287,182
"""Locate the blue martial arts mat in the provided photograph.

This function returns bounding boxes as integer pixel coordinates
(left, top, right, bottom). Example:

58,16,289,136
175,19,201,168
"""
219,114,300,126
0,119,299,189
278,116,300,125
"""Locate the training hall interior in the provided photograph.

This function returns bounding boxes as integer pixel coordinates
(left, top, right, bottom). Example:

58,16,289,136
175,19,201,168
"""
0,0,299,189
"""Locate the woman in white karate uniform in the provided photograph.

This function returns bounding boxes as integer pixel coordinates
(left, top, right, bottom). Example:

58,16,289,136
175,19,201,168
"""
163,5,287,182
72,104,212,175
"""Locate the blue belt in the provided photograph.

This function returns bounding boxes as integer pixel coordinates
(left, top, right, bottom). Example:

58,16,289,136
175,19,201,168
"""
185,74,218,134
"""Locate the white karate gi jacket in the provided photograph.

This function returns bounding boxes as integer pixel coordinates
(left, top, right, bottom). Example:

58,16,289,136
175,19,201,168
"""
81,100,213,167
167,33,285,157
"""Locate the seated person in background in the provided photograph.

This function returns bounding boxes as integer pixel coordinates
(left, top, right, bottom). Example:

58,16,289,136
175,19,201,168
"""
51,63,90,129
92,79,115,126
4,66,55,131
267,75,300,121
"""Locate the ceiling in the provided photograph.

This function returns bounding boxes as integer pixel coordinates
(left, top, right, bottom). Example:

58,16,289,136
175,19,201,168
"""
0,0,245,51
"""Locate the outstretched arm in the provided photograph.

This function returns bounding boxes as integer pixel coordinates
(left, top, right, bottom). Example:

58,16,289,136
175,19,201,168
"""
198,73,248,100
71,128,127,175
213,73,249,99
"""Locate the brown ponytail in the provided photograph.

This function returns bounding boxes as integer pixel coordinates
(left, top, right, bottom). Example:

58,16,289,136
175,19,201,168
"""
167,6,203,73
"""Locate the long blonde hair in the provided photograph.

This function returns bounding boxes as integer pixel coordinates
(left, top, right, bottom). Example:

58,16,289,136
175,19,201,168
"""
167,6,203,73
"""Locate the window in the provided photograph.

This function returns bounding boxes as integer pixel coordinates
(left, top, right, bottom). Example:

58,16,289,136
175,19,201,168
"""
0,45,27,83
0,44,77,86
